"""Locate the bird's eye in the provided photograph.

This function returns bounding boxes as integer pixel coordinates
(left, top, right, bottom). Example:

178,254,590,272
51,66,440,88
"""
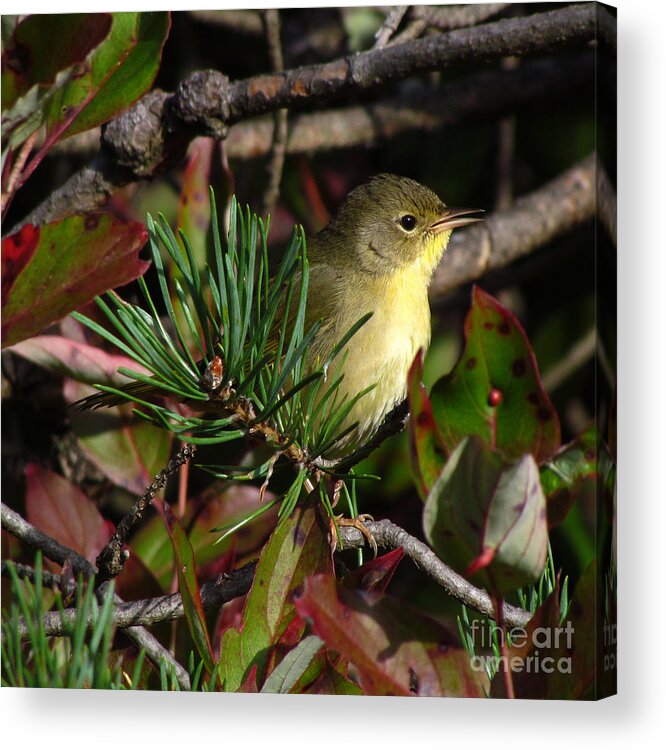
399,214,417,231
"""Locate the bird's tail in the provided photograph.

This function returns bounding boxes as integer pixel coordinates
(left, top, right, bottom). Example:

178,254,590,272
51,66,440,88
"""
73,380,161,410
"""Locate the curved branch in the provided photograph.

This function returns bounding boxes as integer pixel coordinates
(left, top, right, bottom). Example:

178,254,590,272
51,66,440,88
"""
338,519,532,628
15,5,597,231
430,152,597,299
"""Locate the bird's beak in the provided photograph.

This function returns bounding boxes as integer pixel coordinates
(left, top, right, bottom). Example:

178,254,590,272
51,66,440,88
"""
430,207,485,233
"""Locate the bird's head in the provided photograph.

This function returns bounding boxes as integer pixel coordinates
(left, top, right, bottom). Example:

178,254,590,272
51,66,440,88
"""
319,173,483,276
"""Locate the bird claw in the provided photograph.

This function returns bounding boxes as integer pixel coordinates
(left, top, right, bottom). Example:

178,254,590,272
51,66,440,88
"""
329,513,377,558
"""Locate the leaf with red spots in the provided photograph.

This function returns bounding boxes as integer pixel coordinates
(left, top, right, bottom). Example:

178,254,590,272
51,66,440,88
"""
430,286,560,463
1,213,148,348
163,502,216,676
407,349,447,498
24,463,112,567
65,379,173,496
423,436,549,596
1,14,112,112
294,574,488,697
217,498,332,691
540,425,597,527
342,547,405,593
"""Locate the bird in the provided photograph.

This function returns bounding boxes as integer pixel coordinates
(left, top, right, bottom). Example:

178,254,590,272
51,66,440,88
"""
77,174,482,455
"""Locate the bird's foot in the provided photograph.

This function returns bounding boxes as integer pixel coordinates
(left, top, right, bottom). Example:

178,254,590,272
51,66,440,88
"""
329,513,377,558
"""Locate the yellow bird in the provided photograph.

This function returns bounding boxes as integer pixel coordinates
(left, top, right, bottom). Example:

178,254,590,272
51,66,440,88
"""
301,173,482,448
79,174,482,453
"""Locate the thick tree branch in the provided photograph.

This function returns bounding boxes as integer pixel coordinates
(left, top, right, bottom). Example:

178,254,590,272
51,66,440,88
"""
223,4,595,123
14,5,597,232
430,152,597,299
338,519,531,628
224,52,593,160
48,52,592,165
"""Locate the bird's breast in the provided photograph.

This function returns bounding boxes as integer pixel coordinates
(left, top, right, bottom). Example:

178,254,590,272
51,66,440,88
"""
318,262,432,445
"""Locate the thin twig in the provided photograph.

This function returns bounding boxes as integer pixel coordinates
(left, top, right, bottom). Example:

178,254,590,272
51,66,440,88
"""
12,563,257,641
189,9,263,35
415,3,510,32
493,594,516,699
1,559,62,588
494,57,520,210
95,443,197,581
261,9,288,218
374,6,409,48
338,519,532,628
1,502,95,576
315,399,410,473
597,161,617,247
391,3,509,45
1,502,191,688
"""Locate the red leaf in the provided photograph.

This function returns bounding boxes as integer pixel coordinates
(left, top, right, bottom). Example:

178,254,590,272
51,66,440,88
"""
24,463,112,565
342,547,405,593
9,335,150,386
1,224,40,299
1,14,113,111
1,214,149,347
295,574,488,697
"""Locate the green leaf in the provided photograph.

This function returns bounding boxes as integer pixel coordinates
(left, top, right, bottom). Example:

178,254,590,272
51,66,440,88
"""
260,635,324,694
540,425,597,527
4,13,170,190
295,574,488,697
1,13,112,112
163,502,216,677
407,349,446,498
423,436,549,596
1,215,148,348
66,380,173,495
50,12,171,140
430,286,561,463
217,498,331,691
132,484,278,589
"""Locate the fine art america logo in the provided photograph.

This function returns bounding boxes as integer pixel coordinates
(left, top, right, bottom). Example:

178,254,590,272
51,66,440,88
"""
468,620,574,674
